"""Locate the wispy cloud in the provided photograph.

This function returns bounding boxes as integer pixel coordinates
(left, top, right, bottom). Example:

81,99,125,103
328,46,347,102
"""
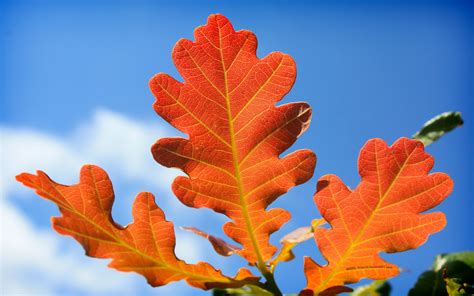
1,108,180,199
1,201,138,295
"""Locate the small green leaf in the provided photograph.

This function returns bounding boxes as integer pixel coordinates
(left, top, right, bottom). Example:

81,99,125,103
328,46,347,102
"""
412,111,463,146
349,280,391,296
212,285,273,296
248,285,274,296
445,277,474,296
409,252,474,296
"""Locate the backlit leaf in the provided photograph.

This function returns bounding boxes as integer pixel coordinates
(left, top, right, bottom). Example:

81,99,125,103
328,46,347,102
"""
16,165,259,290
149,14,316,265
302,138,453,295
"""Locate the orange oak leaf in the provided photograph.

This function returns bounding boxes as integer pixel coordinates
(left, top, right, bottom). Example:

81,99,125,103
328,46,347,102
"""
302,138,453,295
149,14,316,266
16,165,259,290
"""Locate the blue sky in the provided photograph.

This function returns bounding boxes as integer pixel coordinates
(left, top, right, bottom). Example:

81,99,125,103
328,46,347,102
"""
1,0,473,295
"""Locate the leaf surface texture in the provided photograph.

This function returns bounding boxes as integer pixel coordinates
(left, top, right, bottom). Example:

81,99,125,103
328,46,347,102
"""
16,165,258,289
303,138,453,295
150,14,316,264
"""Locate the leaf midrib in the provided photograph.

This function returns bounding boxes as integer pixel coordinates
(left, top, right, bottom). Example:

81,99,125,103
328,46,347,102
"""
36,176,231,284
217,25,267,269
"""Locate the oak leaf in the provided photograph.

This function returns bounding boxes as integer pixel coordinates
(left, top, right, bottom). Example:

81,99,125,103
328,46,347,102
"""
149,14,316,265
16,165,259,290
302,138,453,295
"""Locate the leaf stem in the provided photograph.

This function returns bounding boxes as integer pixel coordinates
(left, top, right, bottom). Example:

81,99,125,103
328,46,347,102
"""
261,269,282,296
216,18,283,296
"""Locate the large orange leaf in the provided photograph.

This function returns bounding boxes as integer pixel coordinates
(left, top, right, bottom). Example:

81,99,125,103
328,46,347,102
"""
150,14,316,265
302,138,453,295
16,165,258,290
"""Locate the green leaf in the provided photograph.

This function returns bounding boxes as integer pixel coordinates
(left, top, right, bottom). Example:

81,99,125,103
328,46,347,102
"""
445,277,474,296
212,285,273,296
349,280,391,296
409,252,474,296
412,111,463,146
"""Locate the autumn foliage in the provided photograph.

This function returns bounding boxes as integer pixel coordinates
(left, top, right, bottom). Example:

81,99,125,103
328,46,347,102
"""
302,138,453,295
16,14,455,295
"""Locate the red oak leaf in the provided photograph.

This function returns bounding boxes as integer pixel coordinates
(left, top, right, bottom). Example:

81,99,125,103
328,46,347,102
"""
16,165,259,290
150,14,316,266
302,138,453,295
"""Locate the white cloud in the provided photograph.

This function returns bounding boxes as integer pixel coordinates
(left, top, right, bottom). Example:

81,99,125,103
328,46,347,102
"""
1,108,180,199
1,128,82,201
0,201,137,295
0,109,209,295
0,198,206,295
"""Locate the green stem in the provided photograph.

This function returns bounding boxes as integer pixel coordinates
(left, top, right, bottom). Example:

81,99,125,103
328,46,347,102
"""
261,268,282,296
